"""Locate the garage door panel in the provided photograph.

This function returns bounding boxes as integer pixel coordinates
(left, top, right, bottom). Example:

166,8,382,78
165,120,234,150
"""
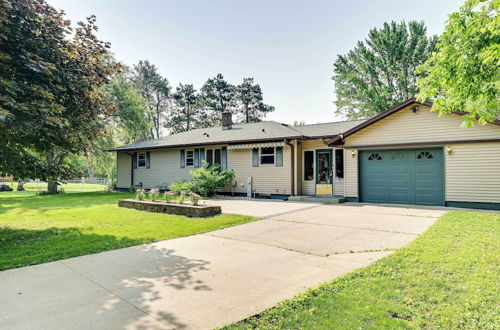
360,148,444,206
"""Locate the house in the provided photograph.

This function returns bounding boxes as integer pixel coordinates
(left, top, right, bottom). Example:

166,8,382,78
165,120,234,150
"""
111,99,500,210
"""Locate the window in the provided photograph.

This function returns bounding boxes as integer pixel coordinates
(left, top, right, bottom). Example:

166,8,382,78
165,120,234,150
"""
137,152,146,168
185,150,194,166
335,149,344,179
260,147,275,165
391,152,406,160
417,151,433,160
206,149,222,167
304,151,314,181
368,153,383,160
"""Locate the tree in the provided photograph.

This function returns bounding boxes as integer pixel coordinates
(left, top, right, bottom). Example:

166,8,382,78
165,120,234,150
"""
0,0,119,193
200,74,237,126
167,83,204,133
333,21,438,119
293,120,306,126
133,60,171,139
105,70,151,143
236,78,275,123
417,0,500,126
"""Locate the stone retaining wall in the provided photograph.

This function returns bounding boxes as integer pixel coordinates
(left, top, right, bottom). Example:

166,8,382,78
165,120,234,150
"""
118,199,221,217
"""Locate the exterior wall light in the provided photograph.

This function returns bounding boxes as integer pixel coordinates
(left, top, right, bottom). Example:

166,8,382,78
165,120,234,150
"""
351,150,356,157
447,146,453,154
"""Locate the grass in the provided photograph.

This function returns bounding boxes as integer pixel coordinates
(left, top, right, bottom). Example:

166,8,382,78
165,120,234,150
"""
226,211,500,329
0,191,254,270
1,181,107,194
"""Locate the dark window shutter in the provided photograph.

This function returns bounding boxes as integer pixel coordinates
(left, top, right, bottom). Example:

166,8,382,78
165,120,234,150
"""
276,147,283,167
252,148,259,167
194,149,200,168
146,152,151,168
199,148,205,166
132,152,137,169
221,147,228,170
180,150,185,168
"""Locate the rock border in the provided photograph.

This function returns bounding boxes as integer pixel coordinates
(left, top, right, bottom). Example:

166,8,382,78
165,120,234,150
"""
118,199,221,218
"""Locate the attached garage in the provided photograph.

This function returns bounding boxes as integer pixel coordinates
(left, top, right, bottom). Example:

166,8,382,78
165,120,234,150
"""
329,99,500,210
359,148,444,206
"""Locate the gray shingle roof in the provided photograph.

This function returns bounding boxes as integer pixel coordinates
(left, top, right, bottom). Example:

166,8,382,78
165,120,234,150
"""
110,119,366,151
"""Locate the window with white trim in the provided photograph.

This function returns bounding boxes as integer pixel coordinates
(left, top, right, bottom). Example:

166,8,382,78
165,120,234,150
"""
137,152,146,168
185,150,194,167
260,147,275,165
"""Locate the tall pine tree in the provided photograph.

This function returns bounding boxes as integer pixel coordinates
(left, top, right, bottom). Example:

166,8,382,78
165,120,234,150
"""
236,78,275,123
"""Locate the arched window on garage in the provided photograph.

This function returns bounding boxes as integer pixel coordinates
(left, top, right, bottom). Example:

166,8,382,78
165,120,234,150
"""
368,153,383,160
417,151,433,160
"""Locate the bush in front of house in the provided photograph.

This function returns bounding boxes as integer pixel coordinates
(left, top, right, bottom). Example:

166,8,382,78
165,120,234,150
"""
189,163,235,197
164,191,175,203
190,192,201,206
149,188,160,201
169,179,194,196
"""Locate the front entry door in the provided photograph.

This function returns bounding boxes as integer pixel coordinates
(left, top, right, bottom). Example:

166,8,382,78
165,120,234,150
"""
316,149,333,195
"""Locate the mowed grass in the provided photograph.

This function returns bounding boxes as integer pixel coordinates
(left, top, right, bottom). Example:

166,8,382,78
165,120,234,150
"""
226,211,500,329
2,181,107,194
0,191,254,270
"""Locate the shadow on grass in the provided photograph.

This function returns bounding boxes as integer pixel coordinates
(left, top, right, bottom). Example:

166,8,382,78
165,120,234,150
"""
0,226,145,270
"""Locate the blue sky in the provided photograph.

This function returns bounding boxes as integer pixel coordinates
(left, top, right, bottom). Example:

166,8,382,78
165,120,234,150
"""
48,0,463,124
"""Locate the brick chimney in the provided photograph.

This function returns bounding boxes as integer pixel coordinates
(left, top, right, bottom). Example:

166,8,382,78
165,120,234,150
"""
222,110,233,129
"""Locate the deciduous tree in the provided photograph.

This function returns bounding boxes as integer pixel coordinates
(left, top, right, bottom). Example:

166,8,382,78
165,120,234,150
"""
333,21,437,119
0,0,119,193
417,0,500,126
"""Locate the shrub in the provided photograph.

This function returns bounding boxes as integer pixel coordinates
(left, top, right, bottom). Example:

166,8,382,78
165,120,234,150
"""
149,188,159,201
135,188,145,200
189,162,235,197
129,185,141,193
190,192,201,206
178,192,186,204
164,191,175,203
169,179,194,196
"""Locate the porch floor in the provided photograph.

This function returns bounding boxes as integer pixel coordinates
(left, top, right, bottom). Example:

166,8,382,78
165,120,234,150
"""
288,195,346,204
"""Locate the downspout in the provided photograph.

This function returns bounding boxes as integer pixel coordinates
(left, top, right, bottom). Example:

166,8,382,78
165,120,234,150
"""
285,140,295,196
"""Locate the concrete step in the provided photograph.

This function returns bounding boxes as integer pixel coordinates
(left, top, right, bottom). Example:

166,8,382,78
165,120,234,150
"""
288,196,346,204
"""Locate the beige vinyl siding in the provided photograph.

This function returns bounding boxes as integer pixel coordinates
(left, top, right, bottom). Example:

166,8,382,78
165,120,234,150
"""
133,148,191,188
228,146,292,195
117,152,131,188
344,149,358,198
445,142,500,203
345,105,500,146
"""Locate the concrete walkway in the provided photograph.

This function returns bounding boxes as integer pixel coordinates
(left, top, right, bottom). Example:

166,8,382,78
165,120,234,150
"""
0,202,446,330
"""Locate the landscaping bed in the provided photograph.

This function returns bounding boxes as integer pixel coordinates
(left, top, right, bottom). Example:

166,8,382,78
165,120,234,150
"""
118,198,221,217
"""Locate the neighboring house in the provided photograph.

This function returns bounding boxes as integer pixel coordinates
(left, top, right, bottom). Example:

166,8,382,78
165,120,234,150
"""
111,99,500,210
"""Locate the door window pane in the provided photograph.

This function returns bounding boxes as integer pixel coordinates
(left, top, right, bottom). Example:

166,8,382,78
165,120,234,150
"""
304,151,314,181
335,149,344,179
318,152,331,184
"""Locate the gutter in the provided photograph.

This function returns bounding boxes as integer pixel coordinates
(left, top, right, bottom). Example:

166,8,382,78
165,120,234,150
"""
285,139,295,196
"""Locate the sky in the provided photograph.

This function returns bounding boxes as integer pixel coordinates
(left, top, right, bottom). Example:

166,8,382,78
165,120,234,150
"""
47,0,463,125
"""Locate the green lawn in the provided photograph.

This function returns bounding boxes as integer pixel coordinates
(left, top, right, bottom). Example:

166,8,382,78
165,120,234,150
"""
2,181,107,193
0,191,254,270
226,211,500,329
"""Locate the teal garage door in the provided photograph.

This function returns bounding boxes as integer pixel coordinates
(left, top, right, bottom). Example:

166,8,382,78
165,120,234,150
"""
359,148,444,206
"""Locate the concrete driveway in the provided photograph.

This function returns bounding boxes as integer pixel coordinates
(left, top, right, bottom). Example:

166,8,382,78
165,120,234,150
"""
0,202,446,330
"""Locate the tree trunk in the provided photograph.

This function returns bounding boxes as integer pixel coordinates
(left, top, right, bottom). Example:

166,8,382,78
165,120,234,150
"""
245,103,249,123
17,179,25,191
48,181,58,194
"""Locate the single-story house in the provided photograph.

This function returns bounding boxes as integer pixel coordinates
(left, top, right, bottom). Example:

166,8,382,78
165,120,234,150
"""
111,99,500,210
